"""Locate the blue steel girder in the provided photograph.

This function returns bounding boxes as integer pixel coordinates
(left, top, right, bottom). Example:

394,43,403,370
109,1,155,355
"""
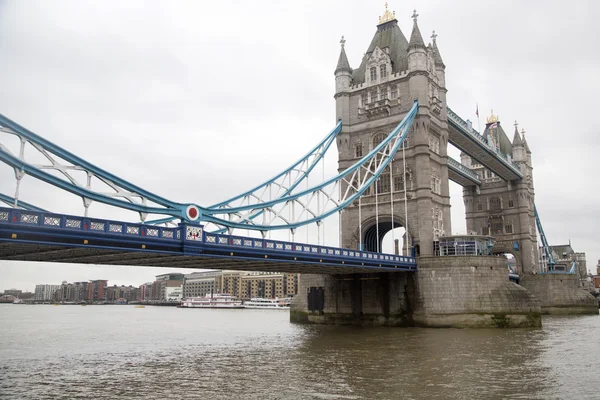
200,101,419,231
0,193,47,212
534,203,555,269
0,207,417,274
446,107,523,181
0,101,416,232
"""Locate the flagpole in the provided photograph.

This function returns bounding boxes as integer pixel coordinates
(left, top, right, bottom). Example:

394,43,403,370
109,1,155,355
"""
476,103,481,133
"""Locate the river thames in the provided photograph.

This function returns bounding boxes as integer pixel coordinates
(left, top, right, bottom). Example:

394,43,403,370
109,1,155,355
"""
0,304,598,399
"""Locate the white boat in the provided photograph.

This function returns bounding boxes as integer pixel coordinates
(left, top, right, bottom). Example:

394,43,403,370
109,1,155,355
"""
12,298,24,304
243,297,291,310
179,293,243,309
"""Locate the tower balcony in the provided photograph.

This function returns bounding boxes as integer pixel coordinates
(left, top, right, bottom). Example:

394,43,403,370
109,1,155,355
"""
359,98,399,119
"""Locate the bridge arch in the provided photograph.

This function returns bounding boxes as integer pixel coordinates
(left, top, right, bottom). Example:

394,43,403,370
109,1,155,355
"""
358,214,413,254
490,245,522,273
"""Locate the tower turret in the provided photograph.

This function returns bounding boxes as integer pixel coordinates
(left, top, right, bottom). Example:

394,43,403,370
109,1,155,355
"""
334,36,352,125
407,10,428,106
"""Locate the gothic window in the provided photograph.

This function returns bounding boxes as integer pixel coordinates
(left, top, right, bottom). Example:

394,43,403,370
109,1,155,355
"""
370,67,377,82
380,64,387,78
505,222,513,234
490,197,502,210
477,203,483,211
508,199,514,208
354,143,363,158
377,174,390,193
361,93,367,107
491,218,503,235
379,88,386,101
428,134,440,154
393,175,404,191
390,85,398,99
481,226,488,235
370,91,377,103
430,175,441,195
372,133,386,149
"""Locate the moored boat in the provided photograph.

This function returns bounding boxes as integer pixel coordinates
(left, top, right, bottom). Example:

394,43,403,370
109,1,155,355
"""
180,293,243,309
242,297,291,309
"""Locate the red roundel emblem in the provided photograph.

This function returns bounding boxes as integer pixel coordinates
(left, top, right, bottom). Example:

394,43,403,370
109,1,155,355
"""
186,205,199,221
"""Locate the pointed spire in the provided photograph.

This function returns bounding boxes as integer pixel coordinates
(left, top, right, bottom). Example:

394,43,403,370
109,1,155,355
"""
512,120,522,144
521,128,531,152
408,10,425,51
431,30,445,68
335,35,352,74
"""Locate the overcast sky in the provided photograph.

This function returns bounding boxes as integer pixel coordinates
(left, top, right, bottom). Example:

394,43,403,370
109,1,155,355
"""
1,0,599,291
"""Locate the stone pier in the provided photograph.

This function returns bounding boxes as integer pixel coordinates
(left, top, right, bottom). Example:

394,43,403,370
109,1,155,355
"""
291,256,542,328
520,274,598,315
413,256,541,328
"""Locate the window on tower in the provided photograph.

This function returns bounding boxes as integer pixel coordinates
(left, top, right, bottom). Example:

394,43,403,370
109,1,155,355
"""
394,175,404,191
377,174,390,193
361,93,367,107
354,143,363,158
380,64,387,78
379,88,386,101
390,85,398,99
370,91,377,103
370,67,377,82
372,133,386,149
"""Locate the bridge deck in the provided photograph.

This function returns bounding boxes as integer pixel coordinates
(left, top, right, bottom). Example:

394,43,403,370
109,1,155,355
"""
446,107,523,182
0,208,416,274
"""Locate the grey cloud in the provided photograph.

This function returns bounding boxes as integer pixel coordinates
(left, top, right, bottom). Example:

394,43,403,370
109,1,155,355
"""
1,0,599,289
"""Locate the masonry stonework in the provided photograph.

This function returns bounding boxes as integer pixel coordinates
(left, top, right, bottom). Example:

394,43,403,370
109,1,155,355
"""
520,274,598,315
414,256,541,327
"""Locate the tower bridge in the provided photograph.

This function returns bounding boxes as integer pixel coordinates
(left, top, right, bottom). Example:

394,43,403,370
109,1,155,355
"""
0,4,597,326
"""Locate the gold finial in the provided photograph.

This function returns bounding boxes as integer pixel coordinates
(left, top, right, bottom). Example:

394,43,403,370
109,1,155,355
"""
487,109,499,124
378,2,396,25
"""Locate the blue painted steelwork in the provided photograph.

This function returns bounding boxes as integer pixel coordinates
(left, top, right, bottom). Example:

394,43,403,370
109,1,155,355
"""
211,120,342,208
533,203,555,270
0,207,417,271
0,193,47,212
446,107,523,179
147,121,343,228
447,157,481,186
0,113,191,219
201,101,418,231
0,101,416,232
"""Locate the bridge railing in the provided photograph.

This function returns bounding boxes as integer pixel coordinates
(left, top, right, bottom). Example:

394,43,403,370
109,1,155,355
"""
446,107,523,176
447,157,481,184
0,207,416,267
203,231,416,265
0,208,180,240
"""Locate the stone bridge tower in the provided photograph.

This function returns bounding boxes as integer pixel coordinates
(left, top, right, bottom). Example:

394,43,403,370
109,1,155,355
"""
460,116,540,273
335,7,451,257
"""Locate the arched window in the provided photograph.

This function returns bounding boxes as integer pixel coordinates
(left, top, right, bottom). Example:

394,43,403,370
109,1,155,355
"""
370,67,377,82
490,197,502,210
380,64,387,78
372,133,386,149
377,174,390,193
354,143,362,158
390,85,398,99
393,175,404,191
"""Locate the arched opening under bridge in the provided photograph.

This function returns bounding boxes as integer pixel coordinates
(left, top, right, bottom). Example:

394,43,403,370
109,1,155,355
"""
360,215,413,256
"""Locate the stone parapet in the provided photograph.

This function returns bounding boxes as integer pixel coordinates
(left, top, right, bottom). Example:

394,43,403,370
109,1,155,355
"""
520,274,598,315
413,256,541,328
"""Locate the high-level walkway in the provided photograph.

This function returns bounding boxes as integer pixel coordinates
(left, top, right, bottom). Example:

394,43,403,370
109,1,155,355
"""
447,107,523,181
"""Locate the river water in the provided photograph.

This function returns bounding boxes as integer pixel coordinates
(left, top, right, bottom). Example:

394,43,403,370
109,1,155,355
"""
0,304,598,400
